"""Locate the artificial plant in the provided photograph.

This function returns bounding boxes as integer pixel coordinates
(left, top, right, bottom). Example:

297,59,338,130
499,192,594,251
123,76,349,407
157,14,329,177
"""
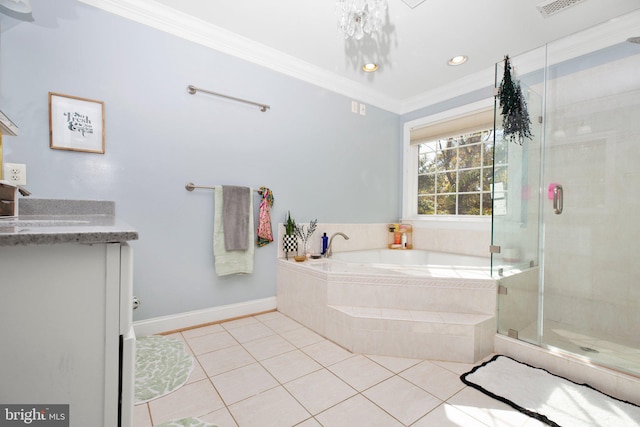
284,211,296,235
282,211,298,259
498,55,533,145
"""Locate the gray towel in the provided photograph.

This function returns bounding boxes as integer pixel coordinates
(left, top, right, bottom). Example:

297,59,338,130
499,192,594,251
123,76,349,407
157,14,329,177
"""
222,185,250,251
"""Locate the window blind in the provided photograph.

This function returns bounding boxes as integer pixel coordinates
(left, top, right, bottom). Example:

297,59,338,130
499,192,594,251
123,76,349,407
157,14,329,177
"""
410,108,496,145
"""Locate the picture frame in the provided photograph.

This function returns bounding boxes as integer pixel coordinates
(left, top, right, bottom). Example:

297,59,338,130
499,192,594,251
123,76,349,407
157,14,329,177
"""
49,92,105,154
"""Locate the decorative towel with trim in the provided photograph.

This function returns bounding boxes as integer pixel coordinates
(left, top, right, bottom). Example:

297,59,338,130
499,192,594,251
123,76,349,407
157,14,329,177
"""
213,187,254,276
256,187,274,247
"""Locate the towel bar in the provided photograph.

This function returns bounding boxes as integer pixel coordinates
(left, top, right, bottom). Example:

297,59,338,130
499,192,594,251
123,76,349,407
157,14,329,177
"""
185,182,262,194
187,85,270,112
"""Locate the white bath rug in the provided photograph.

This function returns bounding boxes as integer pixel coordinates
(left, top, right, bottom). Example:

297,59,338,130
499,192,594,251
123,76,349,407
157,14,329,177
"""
155,417,218,427
460,355,640,427
135,335,194,404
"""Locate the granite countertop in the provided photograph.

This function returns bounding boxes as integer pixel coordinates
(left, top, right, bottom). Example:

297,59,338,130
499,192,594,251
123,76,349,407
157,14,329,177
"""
0,199,138,246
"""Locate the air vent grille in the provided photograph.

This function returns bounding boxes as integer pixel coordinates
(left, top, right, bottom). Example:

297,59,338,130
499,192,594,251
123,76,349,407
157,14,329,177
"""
537,0,587,18
401,0,427,8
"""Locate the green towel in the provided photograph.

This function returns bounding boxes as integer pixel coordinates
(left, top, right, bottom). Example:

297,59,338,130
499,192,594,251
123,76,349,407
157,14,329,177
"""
214,187,254,276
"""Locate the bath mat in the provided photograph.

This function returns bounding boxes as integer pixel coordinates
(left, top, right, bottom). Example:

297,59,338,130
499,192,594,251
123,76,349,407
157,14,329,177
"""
135,335,194,404
460,355,640,427
155,417,218,427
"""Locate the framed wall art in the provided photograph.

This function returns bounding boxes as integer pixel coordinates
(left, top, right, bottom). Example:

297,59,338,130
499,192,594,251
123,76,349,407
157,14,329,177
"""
49,92,105,154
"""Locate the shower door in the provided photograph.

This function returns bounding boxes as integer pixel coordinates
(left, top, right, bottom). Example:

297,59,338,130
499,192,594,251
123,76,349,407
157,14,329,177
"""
539,38,640,375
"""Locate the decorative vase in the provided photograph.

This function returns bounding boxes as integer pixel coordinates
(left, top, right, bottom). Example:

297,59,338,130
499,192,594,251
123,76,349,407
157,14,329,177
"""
298,240,311,257
283,234,298,260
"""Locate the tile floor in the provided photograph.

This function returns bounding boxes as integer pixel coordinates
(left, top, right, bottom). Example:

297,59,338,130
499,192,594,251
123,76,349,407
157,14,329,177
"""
134,311,547,427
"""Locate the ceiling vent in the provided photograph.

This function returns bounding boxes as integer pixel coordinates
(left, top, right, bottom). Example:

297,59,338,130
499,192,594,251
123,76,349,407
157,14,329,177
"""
536,0,587,18
401,0,427,8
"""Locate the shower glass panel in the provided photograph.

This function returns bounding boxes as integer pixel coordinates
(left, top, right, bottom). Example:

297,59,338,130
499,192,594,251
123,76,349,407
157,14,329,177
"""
494,9,640,376
492,53,544,345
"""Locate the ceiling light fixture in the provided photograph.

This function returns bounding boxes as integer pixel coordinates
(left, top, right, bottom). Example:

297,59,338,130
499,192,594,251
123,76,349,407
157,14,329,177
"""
0,0,33,21
0,0,31,13
362,63,379,72
448,55,468,66
336,0,387,40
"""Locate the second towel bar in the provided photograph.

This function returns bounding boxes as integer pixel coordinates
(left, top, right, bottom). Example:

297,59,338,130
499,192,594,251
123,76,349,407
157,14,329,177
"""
187,85,270,112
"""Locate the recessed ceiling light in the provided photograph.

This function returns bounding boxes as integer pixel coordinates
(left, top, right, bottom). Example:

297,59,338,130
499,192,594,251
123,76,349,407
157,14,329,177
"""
448,55,468,66
362,63,379,72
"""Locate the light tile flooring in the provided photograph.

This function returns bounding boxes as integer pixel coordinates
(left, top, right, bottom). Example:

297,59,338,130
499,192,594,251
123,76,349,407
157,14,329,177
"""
134,311,546,427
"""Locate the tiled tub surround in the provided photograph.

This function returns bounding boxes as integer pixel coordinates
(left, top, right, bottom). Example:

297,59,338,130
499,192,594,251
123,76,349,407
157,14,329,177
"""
277,254,497,363
276,222,491,259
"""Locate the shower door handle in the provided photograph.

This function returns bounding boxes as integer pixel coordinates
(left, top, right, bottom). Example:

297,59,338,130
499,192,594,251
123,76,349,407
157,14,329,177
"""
553,184,563,214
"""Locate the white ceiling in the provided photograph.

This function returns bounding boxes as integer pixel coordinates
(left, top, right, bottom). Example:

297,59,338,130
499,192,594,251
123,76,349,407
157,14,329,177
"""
82,0,640,113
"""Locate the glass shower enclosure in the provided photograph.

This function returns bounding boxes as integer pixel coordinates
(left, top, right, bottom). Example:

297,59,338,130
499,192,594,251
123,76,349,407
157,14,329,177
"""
492,9,640,376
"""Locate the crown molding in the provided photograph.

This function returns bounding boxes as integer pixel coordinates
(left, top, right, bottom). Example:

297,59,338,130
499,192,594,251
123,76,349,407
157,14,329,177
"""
399,67,495,115
78,0,403,113
71,2,640,116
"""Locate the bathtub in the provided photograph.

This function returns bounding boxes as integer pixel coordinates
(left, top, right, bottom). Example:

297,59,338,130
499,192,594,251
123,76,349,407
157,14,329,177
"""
331,248,489,268
303,249,492,281
277,249,498,363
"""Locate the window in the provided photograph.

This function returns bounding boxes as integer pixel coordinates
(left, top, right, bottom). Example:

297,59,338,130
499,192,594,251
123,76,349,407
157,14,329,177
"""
416,129,496,215
403,101,501,219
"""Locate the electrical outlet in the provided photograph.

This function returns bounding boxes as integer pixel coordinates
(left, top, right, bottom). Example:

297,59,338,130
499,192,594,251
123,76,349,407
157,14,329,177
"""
359,103,366,116
3,163,27,186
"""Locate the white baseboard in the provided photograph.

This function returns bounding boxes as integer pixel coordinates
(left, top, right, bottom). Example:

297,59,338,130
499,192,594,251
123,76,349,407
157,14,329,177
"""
133,297,277,336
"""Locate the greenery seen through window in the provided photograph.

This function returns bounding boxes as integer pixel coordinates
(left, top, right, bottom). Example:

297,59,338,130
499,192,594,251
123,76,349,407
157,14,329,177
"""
417,128,507,216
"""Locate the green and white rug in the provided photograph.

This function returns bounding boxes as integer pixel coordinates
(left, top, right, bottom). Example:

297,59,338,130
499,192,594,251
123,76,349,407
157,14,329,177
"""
135,335,194,404
155,417,217,427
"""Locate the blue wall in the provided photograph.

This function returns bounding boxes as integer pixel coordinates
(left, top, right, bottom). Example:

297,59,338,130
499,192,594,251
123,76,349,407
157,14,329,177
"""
0,0,401,320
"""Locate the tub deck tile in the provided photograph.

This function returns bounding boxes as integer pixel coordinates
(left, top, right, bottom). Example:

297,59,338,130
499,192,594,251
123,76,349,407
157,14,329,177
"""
327,305,495,363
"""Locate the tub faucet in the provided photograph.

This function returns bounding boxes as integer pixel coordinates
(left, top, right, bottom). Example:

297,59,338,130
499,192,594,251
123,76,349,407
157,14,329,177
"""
325,232,349,258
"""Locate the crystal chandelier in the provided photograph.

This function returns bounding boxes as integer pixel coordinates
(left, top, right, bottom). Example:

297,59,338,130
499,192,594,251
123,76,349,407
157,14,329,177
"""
0,0,31,13
336,0,387,40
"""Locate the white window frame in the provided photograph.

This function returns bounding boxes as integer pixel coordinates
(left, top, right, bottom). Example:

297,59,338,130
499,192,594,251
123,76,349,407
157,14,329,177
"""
402,98,494,223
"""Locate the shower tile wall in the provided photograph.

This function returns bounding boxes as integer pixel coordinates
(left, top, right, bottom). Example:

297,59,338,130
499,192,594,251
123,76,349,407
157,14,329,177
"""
543,52,640,348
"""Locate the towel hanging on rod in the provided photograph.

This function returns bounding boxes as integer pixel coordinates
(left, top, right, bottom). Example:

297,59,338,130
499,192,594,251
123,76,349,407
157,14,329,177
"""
256,186,274,247
187,85,270,112
187,182,274,250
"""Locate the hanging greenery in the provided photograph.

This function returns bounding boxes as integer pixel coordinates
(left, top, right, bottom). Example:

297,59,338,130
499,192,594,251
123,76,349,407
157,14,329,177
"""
498,55,533,145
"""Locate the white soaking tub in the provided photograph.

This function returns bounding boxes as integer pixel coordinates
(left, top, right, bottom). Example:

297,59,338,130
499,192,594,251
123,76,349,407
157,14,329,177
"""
277,249,498,363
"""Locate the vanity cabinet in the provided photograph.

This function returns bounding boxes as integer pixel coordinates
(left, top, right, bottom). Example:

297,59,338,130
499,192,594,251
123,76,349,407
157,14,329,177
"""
0,242,135,427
